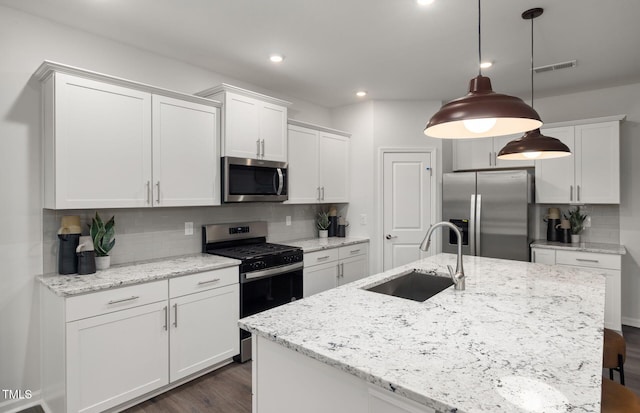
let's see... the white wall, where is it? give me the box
[0,6,330,411]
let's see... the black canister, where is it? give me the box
[337,225,346,237]
[561,228,571,244]
[546,219,561,242]
[77,251,97,275]
[58,233,80,274]
[328,216,338,237]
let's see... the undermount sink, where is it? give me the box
[365,269,454,302]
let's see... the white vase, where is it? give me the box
[95,255,111,270]
[319,230,328,238]
[571,234,580,244]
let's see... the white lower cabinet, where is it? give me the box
[302,243,369,297]
[41,267,239,413]
[531,248,621,331]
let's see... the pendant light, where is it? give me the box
[424,0,542,139]
[497,8,571,160]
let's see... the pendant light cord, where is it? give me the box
[478,0,482,76]
[530,15,534,108]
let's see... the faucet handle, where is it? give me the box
[447,265,454,279]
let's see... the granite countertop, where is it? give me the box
[531,239,626,255]
[285,236,369,253]
[39,254,241,297]
[239,253,605,413]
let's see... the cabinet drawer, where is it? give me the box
[304,248,340,267]
[66,280,168,322]
[338,243,368,260]
[531,248,556,265]
[555,250,621,270]
[169,266,239,298]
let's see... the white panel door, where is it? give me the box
[224,92,261,159]
[452,139,493,170]
[260,102,288,162]
[303,261,339,297]
[339,255,368,286]
[535,126,576,203]
[576,122,620,204]
[152,95,219,207]
[66,301,169,413]
[383,152,433,271]
[169,284,239,381]
[55,73,152,208]
[287,126,320,203]
[319,132,349,203]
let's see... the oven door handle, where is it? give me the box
[241,262,303,282]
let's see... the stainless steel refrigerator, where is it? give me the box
[442,170,534,262]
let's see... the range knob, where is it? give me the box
[252,261,266,270]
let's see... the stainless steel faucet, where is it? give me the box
[419,221,465,291]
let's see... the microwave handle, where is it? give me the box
[275,168,284,195]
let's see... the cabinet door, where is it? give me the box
[319,132,349,203]
[339,255,369,286]
[534,126,576,203]
[369,387,435,413]
[169,284,239,381]
[260,102,288,162]
[303,261,339,297]
[66,301,169,413]
[493,134,535,168]
[152,96,219,207]
[224,92,261,159]
[452,139,493,171]
[601,268,622,331]
[54,73,152,209]
[287,126,320,203]
[575,122,620,204]
[531,248,556,265]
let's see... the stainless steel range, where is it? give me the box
[202,221,303,362]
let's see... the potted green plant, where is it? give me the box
[316,211,330,238]
[89,212,116,270]
[565,206,587,244]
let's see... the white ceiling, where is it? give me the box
[2,0,640,108]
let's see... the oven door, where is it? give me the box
[237,265,303,362]
[223,156,288,202]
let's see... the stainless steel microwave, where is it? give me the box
[222,157,288,202]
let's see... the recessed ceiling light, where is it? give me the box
[269,54,284,63]
[417,0,435,5]
[480,61,493,69]
[356,91,367,97]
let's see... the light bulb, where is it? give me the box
[356,91,367,97]
[522,151,542,159]
[269,54,284,63]
[463,118,497,134]
[416,0,434,5]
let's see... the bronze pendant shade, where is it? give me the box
[423,0,542,139]
[497,8,571,160]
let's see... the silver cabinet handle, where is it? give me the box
[494,152,497,166]
[340,262,344,277]
[350,249,360,254]
[107,296,140,305]
[489,152,492,166]
[570,185,574,202]
[198,278,221,285]
[173,303,178,328]
[532,250,536,262]
[261,139,265,158]
[156,181,161,204]
[163,306,168,331]
[256,139,261,157]
[385,234,397,240]
[321,186,325,200]
[576,258,599,263]
[317,255,330,261]
[146,181,151,204]
[317,187,321,201]
[577,185,581,202]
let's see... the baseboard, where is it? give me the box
[0,390,42,413]
[622,317,640,328]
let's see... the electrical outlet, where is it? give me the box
[286,216,291,226]
[584,216,591,228]
[360,214,367,225]
[184,222,194,235]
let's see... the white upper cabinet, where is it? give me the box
[535,118,622,204]
[37,61,221,210]
[287,121,350,204]
[453,134,534,171]
[198,84,290,162]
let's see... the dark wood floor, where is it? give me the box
[18,326,640,413]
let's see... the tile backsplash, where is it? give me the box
[533,204,620,244]
[43,203,334,274]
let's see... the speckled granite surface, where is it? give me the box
[39,254,240,297]
[285,236,369,252]
[240,253,606,413]
[531,240,626,255]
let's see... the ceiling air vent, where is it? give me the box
[533,60,577,74]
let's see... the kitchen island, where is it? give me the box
[239,253,606,413]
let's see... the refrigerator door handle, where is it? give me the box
[469,194,476,255]
[476,194,482,256]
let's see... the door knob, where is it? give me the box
[385,234,397,240]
